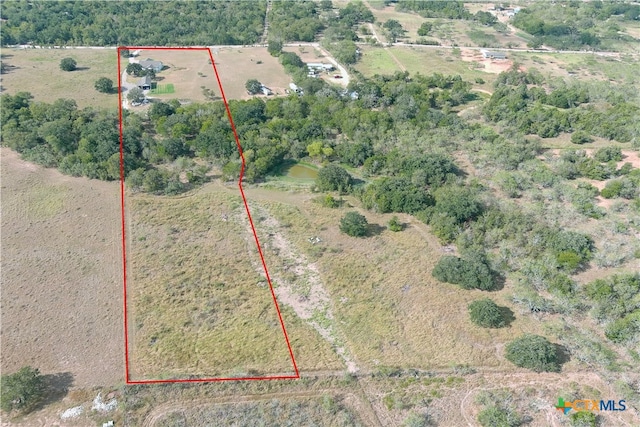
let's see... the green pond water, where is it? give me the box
[285,164,318,180]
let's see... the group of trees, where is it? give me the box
[484,66,640,143]
[512,1,640,50]
[0,1,265,46]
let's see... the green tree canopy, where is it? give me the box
[127,87,145,104]
[468,298,506,328]
[94,77,114,94]
[316,164,353,193]
[505,334,559,372]
[59,57,77,71]
[0,366,46,413]
[245,79,263,95]
[432,255,496,291]
[340,211,369,237]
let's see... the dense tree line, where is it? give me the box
[0,70,476,196]
[395,1,471,20]
[0,1,265,46]
[268,0,324,42]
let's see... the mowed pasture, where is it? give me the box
[125,184,342,380]
[130,47,291,102]
[0,148,123,387]
[0,48,118,108]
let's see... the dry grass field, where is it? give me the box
[127,47,292,103]
[0,148,123,388]
[0,48,118,108]
[125,183,342,380]
[241,187,548,373]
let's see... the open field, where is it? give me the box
[127,47,291,102]
[126,183,342,380]
[0,48,118,108]
[0,148,123,388]
[240,187,549,373]
[356,45,498,90]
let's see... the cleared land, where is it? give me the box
[125,183,342,380]
[0,148,123,388]
[0,48,118,108]
[129,47,291,103]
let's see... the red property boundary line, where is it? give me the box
[117,46,300,384]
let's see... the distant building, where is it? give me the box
[138,75,152,90]
[306,62,334,72]
[139,59,163,72]
[482,50,507,60]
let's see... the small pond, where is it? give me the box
[284,163,318,180]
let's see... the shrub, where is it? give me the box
[0,366,46,413]
[594,146,623,163]
[477,406,521,427]
[600,180,623,199]
[570,131,593,145]
[505,334,559,372]
[388,215,403,232]
[432,256,496,291]
[59,57,77,71]
[320,194,340,208]
[316,164,353,193]
[570,410,597,427]
[339,211,368,237]
[468,299,506,328]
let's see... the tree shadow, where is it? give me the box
[497,305,516,327]
[366,223,386,237]
[554,343,571,368]
[491,272,506,291]
[75,66,90,71]
[32,372,74,412]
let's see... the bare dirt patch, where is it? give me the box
[460,48,516,74]
[1,148,123,388]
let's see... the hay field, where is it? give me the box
[125,184,342,380]
[0,48,118,108]
[0,148,123,387]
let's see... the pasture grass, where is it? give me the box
[126,186,341,380]
[0,48,118,108]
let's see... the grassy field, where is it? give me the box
[0,148,123,388]
[0,48,118,108]
[126,184,342,380]
[149,83,175,95]
[240,186,546,373]
[356,45,498,90]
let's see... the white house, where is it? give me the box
[482,50,507,60]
